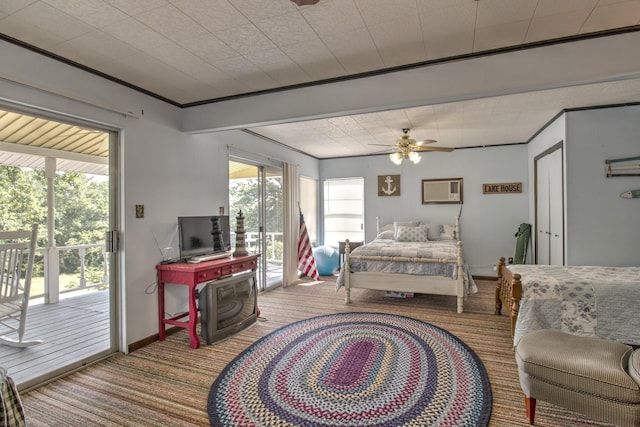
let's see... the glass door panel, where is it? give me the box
[229,160,283,291]
[263,166,283,289]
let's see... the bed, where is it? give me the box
[336,217,477,313]
[496,257,640,346]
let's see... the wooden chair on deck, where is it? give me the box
[0,224,42,347]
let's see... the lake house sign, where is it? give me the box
[483,182,522,194]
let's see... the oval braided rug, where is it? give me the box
[208,312,492,426]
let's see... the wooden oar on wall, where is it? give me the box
[606,155,640,177]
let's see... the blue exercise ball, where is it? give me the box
[313,246,339,276]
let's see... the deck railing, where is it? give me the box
[31,232,284,303]
[236,231,283,266]
[31,243,108,302]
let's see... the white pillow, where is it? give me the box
[376,230,395,240]
[442,224,456,240]
[395,225,428,242]
[393,220,419,239]
[379,223,394,232]
[424,224,444,241]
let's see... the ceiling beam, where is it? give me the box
[182,31,640,134]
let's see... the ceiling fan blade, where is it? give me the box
[368,143,395,147]
[413,146,454,152]
[415,139,438,145]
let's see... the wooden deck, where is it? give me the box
[0,290,111,390]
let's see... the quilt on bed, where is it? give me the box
[508,264,640,346]
[336,238,477,296]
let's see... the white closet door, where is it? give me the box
[535,145,564,265]
[536,157,550,264]
[547,149,564,264]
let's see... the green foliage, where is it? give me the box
[0,166,47,232]
[54,172,109,247]
[229,176,283,234]
[0,166,108,276]
[266,240,283,261]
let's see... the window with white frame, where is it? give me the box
[323,177,364,248]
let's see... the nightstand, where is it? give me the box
[338,240,364,270]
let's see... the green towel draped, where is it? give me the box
[514,223,531,264]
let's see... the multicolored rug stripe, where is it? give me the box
[208,312,492,426]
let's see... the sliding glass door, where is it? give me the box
[0,107,117,388]
[229,159,283,291]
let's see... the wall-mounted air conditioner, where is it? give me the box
[421,178,463,204]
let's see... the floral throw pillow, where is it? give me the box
[395,225,428,242]
[393,221,419,239]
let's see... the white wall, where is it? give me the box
[320,144,529,276]
[154,130,319,319]
[0,40,319,348]
[1,40,196,348]
[565,107,640,266]
[527,107,640,267]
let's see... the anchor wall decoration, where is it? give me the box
[378,175,401,196]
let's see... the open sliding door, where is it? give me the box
[229,159,283,291]
[0,107,117,389]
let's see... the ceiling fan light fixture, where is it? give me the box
[409,151,421,164]
[390,152,403,165]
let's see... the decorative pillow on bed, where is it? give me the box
[395,224,429,242]
[423,224,444,241]
[376,230,395,240]
[441,224,456,240]
[393,221,419,239]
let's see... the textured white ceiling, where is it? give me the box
[1,0,640,157]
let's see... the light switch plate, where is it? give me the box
[135,204,144,218]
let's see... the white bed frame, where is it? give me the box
[343,216,466,313]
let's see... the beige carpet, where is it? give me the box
[21,277,617,426]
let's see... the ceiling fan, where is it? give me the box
[371,128,453,165]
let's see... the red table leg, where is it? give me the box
[187,284,200,349]
[157,275,166,341]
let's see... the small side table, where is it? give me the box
[155,254,259,349]
[338,240,364,269]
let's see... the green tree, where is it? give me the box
[229,177,283,233]
[54,171,109,275]
[0,166,108,276]
[0,166,47,232]
[54,172,108,246]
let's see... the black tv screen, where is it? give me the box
[178,216,231,259]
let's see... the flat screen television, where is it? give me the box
[198,270,257,344]
[178,216,231,261]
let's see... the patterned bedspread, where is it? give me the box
[507,265,640,346]
[336,239,477,296]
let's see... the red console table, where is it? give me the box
[155,254,259,349]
